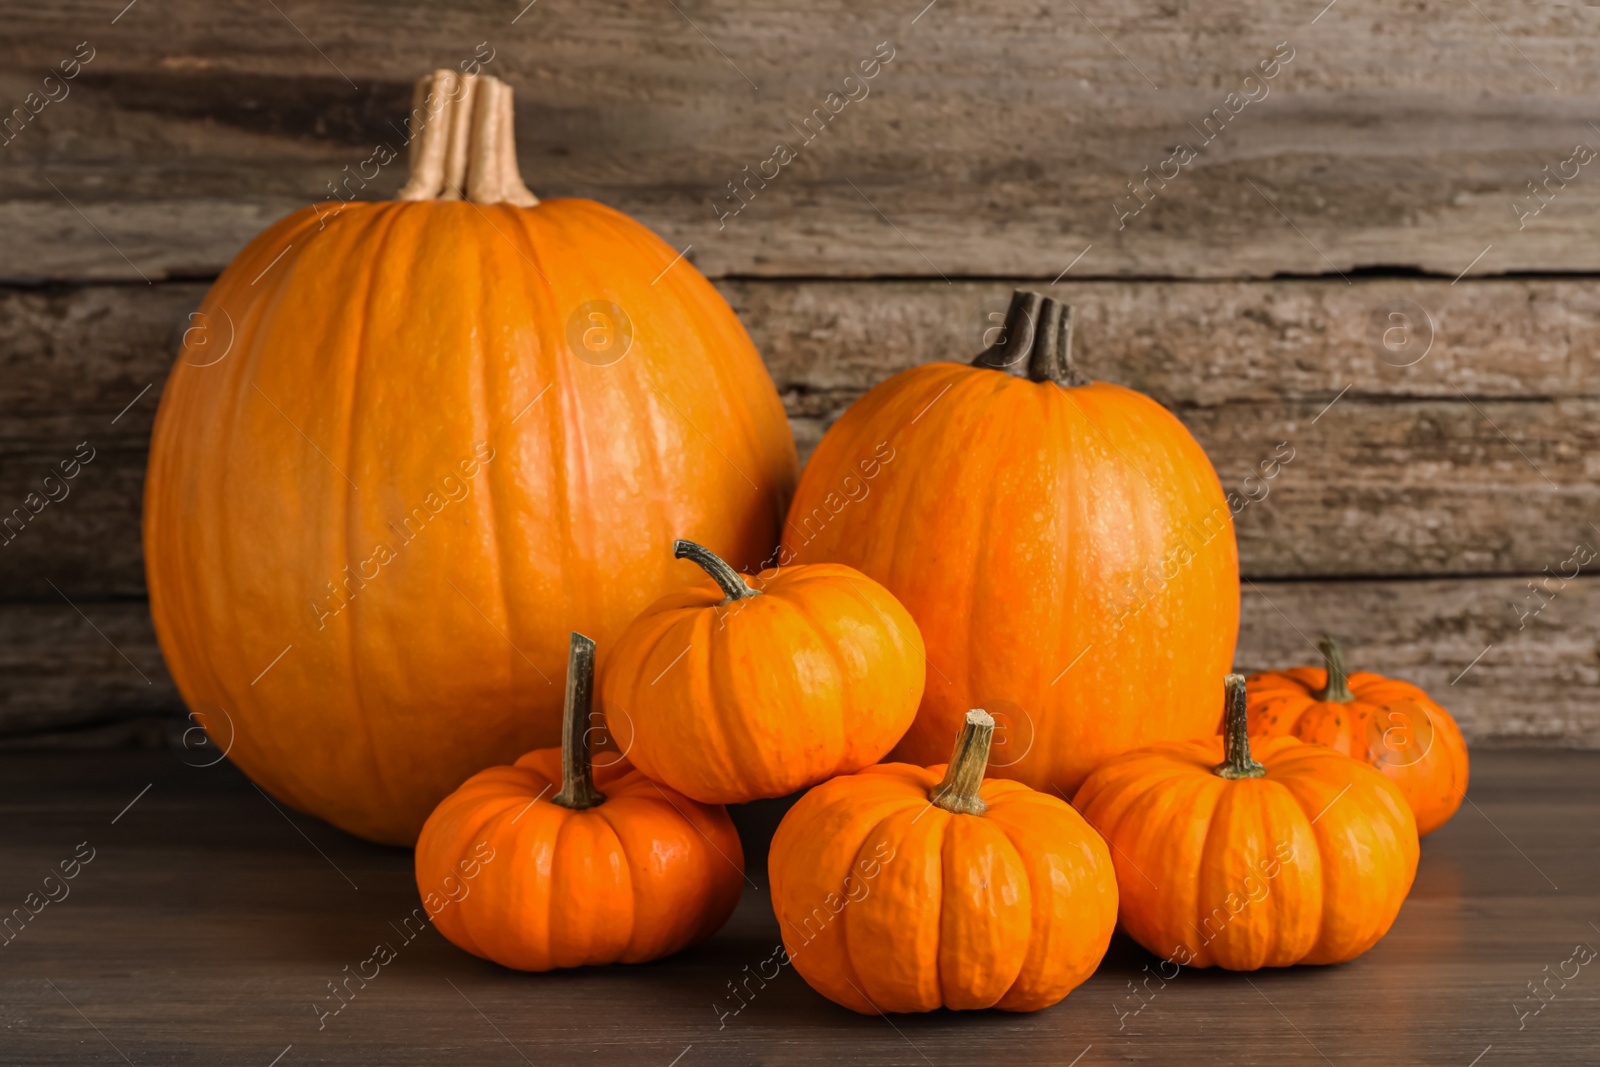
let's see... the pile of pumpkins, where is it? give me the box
[144,72,1471,1012]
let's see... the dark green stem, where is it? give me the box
[1315,635,1354,703]
[930,709,995,815]
[971,289,1088,387]
[674,539,760,603]
[1214,674,1265,780]
[551,632,606,810]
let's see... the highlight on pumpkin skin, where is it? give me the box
[413,632,744,971]
[767,707,1119,1014]
[1244,635,1470,836]
[600,539,926,804]
[1073,674,1419,971]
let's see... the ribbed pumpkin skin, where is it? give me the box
[1246,668,1469,836]
[601,562,925,803]
[768,763,1117,1013]
[144,198,798,845]
[1073,735,1418,969]
[783,363,1239,796]
[415,751,743,970]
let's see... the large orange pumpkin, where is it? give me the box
[1246,635,1469,836]
[768,708,1118,1013]
[1073,675,1418,969]
[782,289,1239,796]
[415,633,744,970]
[602,540,924,803]
[144,69,797,844]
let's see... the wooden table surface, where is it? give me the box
[1,748,1595,1066]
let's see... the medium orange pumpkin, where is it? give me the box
[601,540,924,804]
[768,708,1118,1013]
[1246,636,1469,836]
[144,70,797,844]
[1073,675,1418,970]
[781,290,1239,798]
[415,633,744,970]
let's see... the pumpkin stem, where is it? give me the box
[396,69,538,206]
[674,540,761,604]
[929,709,995,815]
[1315,635,1355,703]
[972,289,1088,387]
[551,632,606,810]
[1214,674,1266,780]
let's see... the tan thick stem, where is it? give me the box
[397,69,537,205]
[930,709,995,816]
[398,73,448,200]
[497,82,533,202]
[441,73,477,199]
[472,77,538,204]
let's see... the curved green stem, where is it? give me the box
[551,632,606,810]
[1214,674,1265,780]
[674,539,760,603]
[1315,635,1354,703]
[930,709,995,815]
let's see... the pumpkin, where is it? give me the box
[1245,636,1468,836]
[144,69,797,845]
[415,632,744,970]
[601,540,924,804]
[767,708,1117,1013]
[779,289,1239,798]
[1073,674,1418,970]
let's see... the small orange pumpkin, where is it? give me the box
[602,540,925,804]
[415,633,743,970]
[1246,636,1469,835]
[768,709,1118,1013]
[1073,675,1418,970]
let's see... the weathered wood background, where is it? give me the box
[2,0,1596,745]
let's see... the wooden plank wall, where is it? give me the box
[2,0,1596,746]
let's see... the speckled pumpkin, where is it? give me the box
[1246,636,1468,835]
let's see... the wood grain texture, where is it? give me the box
[2,277,1592,598]
[0,749,1593,1064]
[0,283,186,597]
[1237,576,1600,747]
[732,278,1600,408]
[4,575,1594,744]
[728,277,1600,579]
[4,1,1600,279]
[0,602,174,739]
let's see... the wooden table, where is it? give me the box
[1,748,1594,1065]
